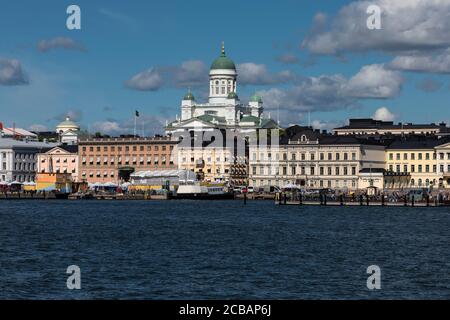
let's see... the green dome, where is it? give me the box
[210,42,236,70]
[183,91,195,101]
[250,94,263,103]
[227,92,238,99]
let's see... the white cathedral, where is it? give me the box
[165,43,279,135]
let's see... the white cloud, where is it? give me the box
[389,49,450,73]
[302,0,450,55]
[37,37,85,53]
[276,53,299,64]
[28,124,49,132]
[311,119,345,132]
[125,68,163,91]
[0,58,29,86]
[259,64,403,114]
[91,121,122,134]
[237,63,295,85]
[91,115,164,136]
[345,64,403,98]
[373,107,396,121]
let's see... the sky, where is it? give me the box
[1,0,450,135]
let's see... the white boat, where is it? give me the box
[175,183,233,200]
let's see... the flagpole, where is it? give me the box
[134,113,137,138]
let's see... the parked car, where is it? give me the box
[247,186,254,193]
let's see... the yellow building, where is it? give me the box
[435,141,450,188]
[385,137,442,190]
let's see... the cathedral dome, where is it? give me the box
[250,94,263,103]
[183,91,195,101]
[227,92,238,99]
[211,42,236,70]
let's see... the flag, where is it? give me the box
[135,110,140,117]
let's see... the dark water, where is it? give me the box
[1,200,450,300]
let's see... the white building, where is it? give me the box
[0,138,56,183]
[56,117,80,144]
[166,43,278,135]
[248,126,386,191]
[0,127,38,141]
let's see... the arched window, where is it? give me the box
[426,179,430,186]
[410,179,415,186]
[418,179,423,187]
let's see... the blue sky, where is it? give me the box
[1,0,450,135]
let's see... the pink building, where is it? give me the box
[37,145,79,182]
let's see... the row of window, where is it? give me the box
[81,156,174,166]
[40,168,76,174]
[41,158,76,164]
[252,152,358,162]
[388,152,443,161]
[14,163,36,171]
[251,179,358,189]
[251,166,358,176]
[386,178,439,187]
[81,145,173,153]
[387,164,450,173]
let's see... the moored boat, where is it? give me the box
[174,183,234,200]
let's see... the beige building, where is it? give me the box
[248,126,386,191]
[37,145,79,182]
[78,136,177,184]
[177,139,247,184]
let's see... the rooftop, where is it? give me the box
[335,118,447,131]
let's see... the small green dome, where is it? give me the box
[227,92,238,99]
[210,42,236,70]
[183,91,195,101]
[250,94,263,103]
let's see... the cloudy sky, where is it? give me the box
[1,0,450,135]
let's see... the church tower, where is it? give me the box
[209,42,237,104]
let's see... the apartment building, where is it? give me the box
[0,138,56,183]
[248,126,386,191]
[78,136,177,183]
[385,137,450,189]
[37,145,79,182]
